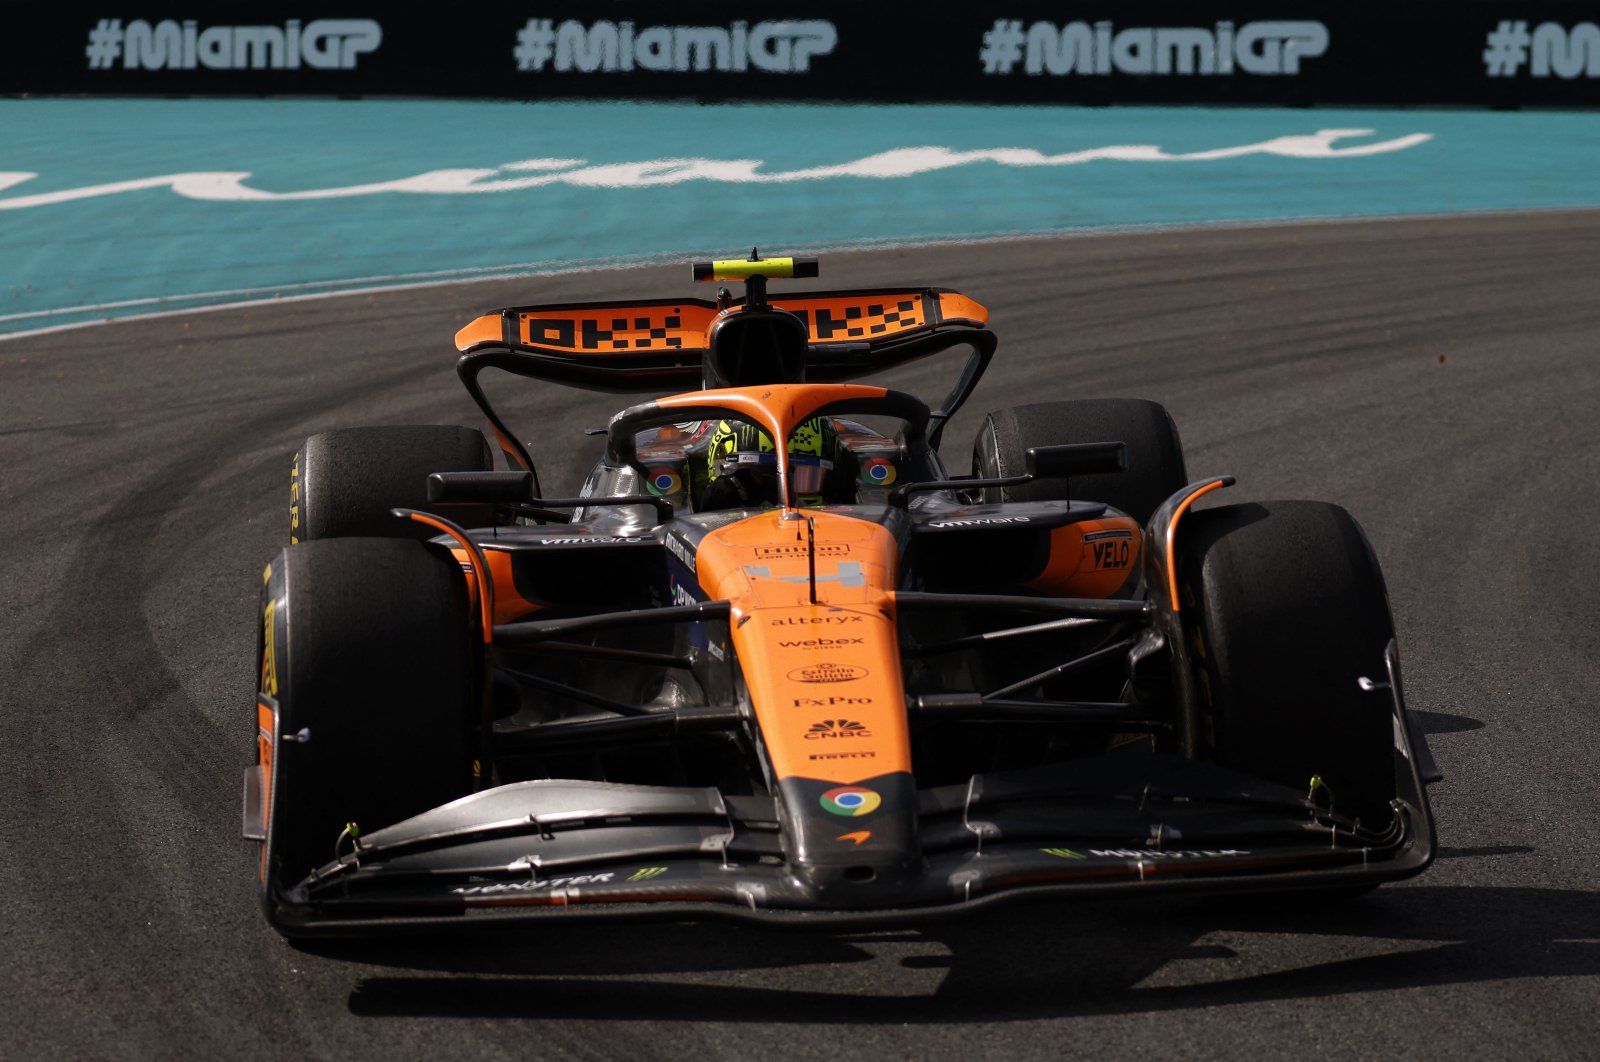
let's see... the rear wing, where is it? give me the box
[454,288,992,392]
[454,285,996,483]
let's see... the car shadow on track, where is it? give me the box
[1412,710,1484,735]
[338,884,1599,1021]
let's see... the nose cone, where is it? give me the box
[779,774,922,907]
[791,852,923,906]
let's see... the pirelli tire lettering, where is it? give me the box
[258,561,286,705]
[289,451,302,544]
[259,599,279,699]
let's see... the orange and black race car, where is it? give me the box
[246,254,1439,936]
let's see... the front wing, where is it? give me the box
[262,704,1435,936]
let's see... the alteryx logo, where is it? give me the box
[85,19,383,71]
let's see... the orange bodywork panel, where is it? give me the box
[1164,478,1231,611]
[449,547,543,625]
[256,698,275,810]
[935,291,989,327]
[256,696,275,879]
[1026,517,1143,598]
[695,510,909,786]
[453,313,507,351]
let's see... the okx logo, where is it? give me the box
[819,786,881,817]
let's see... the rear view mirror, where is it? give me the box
[891,440,1128,507]
[427,471,534,504]
[1025,442,1127,478]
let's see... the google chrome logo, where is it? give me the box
[860,457,896,486]
[820,786,881,817]
[646,467,683,496]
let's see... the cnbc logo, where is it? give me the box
[805,719,872,739]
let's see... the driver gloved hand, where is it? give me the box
[699,469,778,511]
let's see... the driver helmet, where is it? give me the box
[705,417,836,500]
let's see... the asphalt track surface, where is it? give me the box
[4,212,1600,1060]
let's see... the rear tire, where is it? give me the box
[292,424,493,542]
[1177,501,1398,830]
[972,399,1187,523]
[259,537,475,908]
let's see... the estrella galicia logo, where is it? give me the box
[819,786,881,817]
[788,662,868,683]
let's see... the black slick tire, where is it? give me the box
[259,537,474,918]
[1178,500,1398,830]
[972,399,1187,523]
[292,424,493,542]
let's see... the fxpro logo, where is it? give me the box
[85,18,383,71]
[514,18,837,74]
[979,18,1328,77]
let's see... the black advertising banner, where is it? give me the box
[3,3,1600,107]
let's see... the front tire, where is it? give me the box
[258,537,475,915]
[1177,500,1399,830]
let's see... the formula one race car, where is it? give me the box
[246,253,1439,936]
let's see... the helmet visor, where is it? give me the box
[716,451,834,496]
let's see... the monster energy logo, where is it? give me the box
[627,866,669,882]
[1041,847,1086,860]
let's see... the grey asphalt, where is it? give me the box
[3,212,1599,1059]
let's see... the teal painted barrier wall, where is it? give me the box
[3,99,1597,337]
